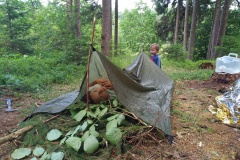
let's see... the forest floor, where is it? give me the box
[0,78,240,160]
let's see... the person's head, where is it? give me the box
[150,43,160,56]
[82,84,110,104]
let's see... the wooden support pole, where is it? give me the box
[86,17,96,111]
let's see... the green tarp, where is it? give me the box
[32,47,174,136]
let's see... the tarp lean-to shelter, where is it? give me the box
[31,46,174,136]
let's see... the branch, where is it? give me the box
[0,114,60,145]
[0,125,34,145]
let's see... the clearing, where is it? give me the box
[0,78,240,159]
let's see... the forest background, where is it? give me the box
[0,0,239,95]
[0,0,240,159]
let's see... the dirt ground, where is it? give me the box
[0,78,240,160]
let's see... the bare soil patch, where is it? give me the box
[0,78,240,159]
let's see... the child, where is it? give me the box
[150,43,161,68]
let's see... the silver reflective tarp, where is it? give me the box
[213,79,240,124]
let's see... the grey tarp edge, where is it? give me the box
[32,91,79,114]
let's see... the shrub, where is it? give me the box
[163,44,188,62]
[0,55,84,92]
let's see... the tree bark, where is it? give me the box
[174,0,180,44]
[183,0,189,50]
[216,0,232,57]
[66,0,72,22]
[66,0,73,31]
[188,0,199,60]
[101,0,112,56]
[207,0,221,60]
[74,0,81,39]
[114,0,118,55]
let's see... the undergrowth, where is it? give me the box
[163,59,215,81]
[0,55,85,92]
[17,99,167,159]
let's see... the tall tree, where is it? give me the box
[66,0,73,31]
[174,0,180,44]
[74,0,81,38]
[114,0,118,55]
[207,0,221,60]
[0,0,32,54]
[188,0,199,60]
[216,0,232,56]
[183,0,189,50]
[101,0,112,56]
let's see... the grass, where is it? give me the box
[112,52,139,68]
[163,59,215,81]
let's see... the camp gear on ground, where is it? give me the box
[215,53,240,74]
[210,78,240,124]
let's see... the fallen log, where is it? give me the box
[0,125,34,145]
[0,114,60,145]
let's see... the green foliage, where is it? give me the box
[0,0,33,55]
[163,44,188,62]
[119,2,160,53]
[112,52,138,68]
[17,98,155,159]
[153,1,240,60]
[0,55,84,92]
[169,69,214,81]
[216,35,240,56]
[226,10,240,37]
[163,57,214,81]
[155,9,175,41]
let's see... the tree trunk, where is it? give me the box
[206,27,213,60]
[216,0,232,57]
[114,0,118,55]
[66,0,72,21]
[66,0,73,31]
[101,0,112,56]
[188,0,199,60]
[183,0,189,50]
[6,0,14,50]
[30,0,35,19]
[207,0,221,60]
[174,0,180,44]
[74,0,81,39]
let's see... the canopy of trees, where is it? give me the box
[0,0,239,62]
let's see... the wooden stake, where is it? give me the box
[86,17,96,111]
